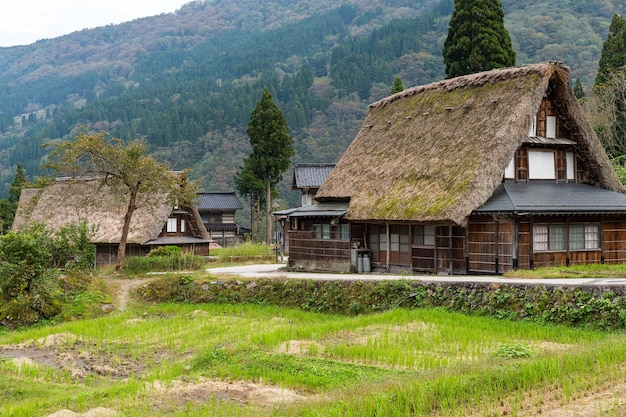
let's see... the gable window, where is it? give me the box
[528,150,556,179]
[180,219,186,233]
[546,116,557,138]
[167,218,177,233]
[533,224,599,252]
[209,213,222,223]
[505,158,515,179]
[566,152,575,180]
[528,115,537,137]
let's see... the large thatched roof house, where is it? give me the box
[285,62,626,274]
[12,177,211,266]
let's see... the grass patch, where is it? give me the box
[124,253,208,273]
[210,242,275,263]
[2,304,625,416]
[504,262,626,278]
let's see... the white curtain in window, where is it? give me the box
[528,150,556,179]
[584,225,599,249]
[533,225,548,251]
[167,218,177,233]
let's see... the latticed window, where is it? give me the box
[549,225,566,251]
[534,224,599,251]
[412,225,436,246]
[312,224,349,241]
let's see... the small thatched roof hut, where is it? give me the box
[315,62,624,226]
[12,177,209,244]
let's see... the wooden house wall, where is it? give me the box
[517,216,626,268]
[467,219,514,274]
[602,218,626,264]
[518,222,532,269]
[287,230,351,272]
[96,244,150,267]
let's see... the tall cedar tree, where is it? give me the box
[443,0,515,78]
[391,76,405,94]
[235,88,294,245]
[45,132,197,271]
[0,163,28,234]
[590,14,626,159]
[595,14,626,86]
[573,79,585,99]
[9,163,27,204]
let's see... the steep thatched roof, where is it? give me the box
[12,177,209,244]
[315,62,624,226]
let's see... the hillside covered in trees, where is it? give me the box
[0,0,624,209]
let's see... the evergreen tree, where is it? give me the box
[443,0,515,78]
[9,163,27,204]
[235,88,294,244]
[595,14,626,86]
[391,76,405,94]
[573,79,585,99]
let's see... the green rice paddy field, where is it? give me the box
[2,302,626,416]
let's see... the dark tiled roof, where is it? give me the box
[204,223,240,231]
[145,236,213,245]
[292,164,335,189]
[475,182,626,214]
[197,192,243,211]
[275,202,349,218]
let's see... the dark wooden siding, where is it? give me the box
[604,219,626,264]
[518,221,531,269]
[467,219,514,274]
[452,226,466,274]
[287,230,351,272]
[412,247,435,272]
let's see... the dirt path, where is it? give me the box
[105,277,154,311]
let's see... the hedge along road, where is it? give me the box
[207,263,626,287]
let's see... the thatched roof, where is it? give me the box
[12,177,209,244]
[315,62,625,226]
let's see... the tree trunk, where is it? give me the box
[116,191,138,271]
[249,194,254,243]
[266,178,271,245]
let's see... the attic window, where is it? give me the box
[528,115,537,137]
[546,116,557,138]
[505,158,515,179]
[528,150,556,179]
[167,218,177,233]
[566,152,575,180]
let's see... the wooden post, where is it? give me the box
[386,223,390,272]
[250,194,254,243]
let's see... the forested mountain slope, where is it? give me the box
[0,0,623,206]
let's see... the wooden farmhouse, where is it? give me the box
[196,192,246,246]
[285,62,626,274]
[12,177,212,267]
[292,163,335,207]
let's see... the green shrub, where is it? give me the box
[0,223,98,328]
[148,245,182,257]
